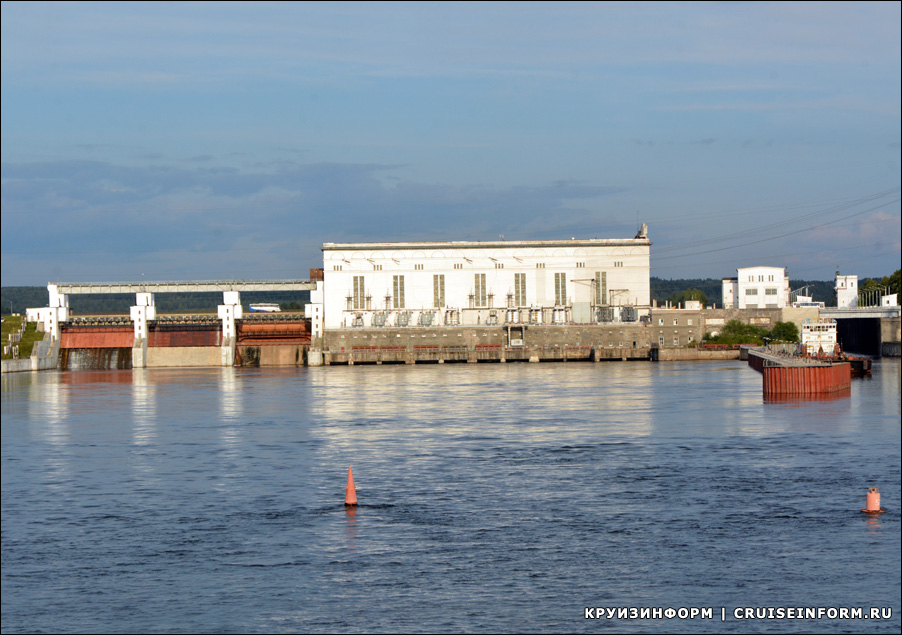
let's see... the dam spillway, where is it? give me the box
[56,315,310,369]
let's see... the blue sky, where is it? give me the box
[2,1,900,286]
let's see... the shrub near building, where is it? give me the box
[705,319,800,346]
[768,321,799,343]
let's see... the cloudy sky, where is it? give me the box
[2,1,900,286]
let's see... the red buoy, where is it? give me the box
[345,465,358,507]
[861,487,885,514]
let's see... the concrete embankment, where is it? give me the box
[652,348,741,361]
[323,325,658,365]
[1,333,59,373]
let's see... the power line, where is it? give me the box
[654,187,900,256]
[653,198,900,262]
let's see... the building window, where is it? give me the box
[415,264,424,271]
[536,263,545,269]
[334,265,342,271]
[393,275,405,309]
[454,263,463,270]
[673,319,679,325]
[475,273,487,307]
[595,272,607,306]
[745,288,758,295]
[433,275,445,308]
[353,276,366,309]
[576,262,585,268]
[514,273,526,306]
[554,272,567,306]
[765,288,778,295]
[373,264,382,270]
[495,263,504,269]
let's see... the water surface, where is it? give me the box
[2,360,900,633]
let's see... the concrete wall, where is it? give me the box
[882,317,901,346]
[145,347,222,367]
[237,345,307,366]
[654,348,741,361]
[1,358,34,373]
[1,334,60,373]
[324,324,655,364]
[779,307,820,332]
[652,307,790,344]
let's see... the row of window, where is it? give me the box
[336,261,630,272]
[744,288,780,295]
[348,272,614,310]
[657,318,693,326]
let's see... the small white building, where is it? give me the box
[834,271,858,308]
[313,230,651,330]
[722,266,791,309]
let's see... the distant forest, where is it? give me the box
[1,277,847,315]
[0,288,311,315]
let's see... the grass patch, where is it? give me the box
[1,316,45,360]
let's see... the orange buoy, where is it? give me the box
[861,487,885,514]
[345,465,358,506]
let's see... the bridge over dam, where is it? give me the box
[27,281,315,370]
[819,306,901,357]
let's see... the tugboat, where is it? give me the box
[800,318,871,376]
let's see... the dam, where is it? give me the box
[5,230,900,372]
[22,281,314,370]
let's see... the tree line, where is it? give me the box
[0,288,311,315]
[3,270,897,315]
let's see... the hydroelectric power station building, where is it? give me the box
[313,227,652,330]
[304,226,658,364]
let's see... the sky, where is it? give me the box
[2,1,900,287]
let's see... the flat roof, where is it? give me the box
[323,238,651,251]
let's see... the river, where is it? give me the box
[2,360,900,633]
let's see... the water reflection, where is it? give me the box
[344,505,358,547]
[131,369,157,445]
[28,372,69,445]
[219,367,242,423]
[307,364,657,442]
[862,514,885,534]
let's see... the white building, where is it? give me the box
[311,230,651,330]
[834,271,858,308]
[722,266,791,309]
